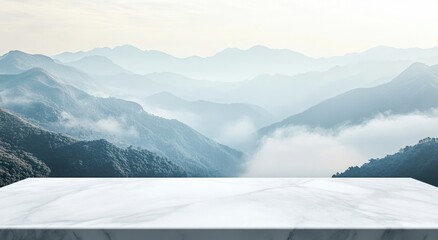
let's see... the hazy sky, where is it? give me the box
[1,0,438,57]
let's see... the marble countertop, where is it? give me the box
[0,178,437,229]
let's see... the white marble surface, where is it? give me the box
[0,178,438,229]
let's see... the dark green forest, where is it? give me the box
[334,138,438,187]
[0,109,186,187]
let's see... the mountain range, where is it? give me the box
[142,92,273,149]
[82,56,416,121]
[65,55,130,75]
[2,45,438,185]
[55,45,321,82]
[54,45,438,82]
[334,138,438,187]
[0,51,244,177]
[62,46,436,120]
[0,50,97,93]
[92,71,240,101]
[228,60,412,116]
[260,62,438,135]
[0,108,186,187]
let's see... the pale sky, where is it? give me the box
[1,0,438,57]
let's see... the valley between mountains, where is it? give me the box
[2,45,438,187]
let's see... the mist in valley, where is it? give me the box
[245,111,438,177]
[1,44,438,184]
[54,45,438,177]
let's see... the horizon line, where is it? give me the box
[2,44,438,61]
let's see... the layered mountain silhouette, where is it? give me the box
[54,45,324,81]
[91,60,414,123]
[2,45,438,184]
[54,45,438,82]
[329,46,438,65]
[144,92,271,125]
[65,55,130,75]
[334,138,438,187]
[0,108,186,187]
[68,46,438,119]
[143,92,273,149]
[0,52,243,177]
[0,50,97,92]
[231,60,411,116]
[260,62,438,135]
[93,71,240,100]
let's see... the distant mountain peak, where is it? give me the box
[213,47,241,56]
[5,50,27,56]
[21,67,51,76]
[4,50,27,56]
[248,45,271,51]
[113,44,142,52]
[2,50,53,62]
[215,46,272,55]
[151,91,178,98]
[80,55,112,61]
[247,45,306,56]
[214,45,307,58]
[146,91,185,103]
[10,67,61,86]
[69,55,121,65]
[64,55,130,75]
[403,62,430,72]
[391,62,437,85]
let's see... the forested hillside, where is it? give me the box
[334,138,438,187]
[0,109,186,187]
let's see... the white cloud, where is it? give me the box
[244,111,438,177]
[0,92,32,105]
[60,111,138,137]
[139,101,258,150]
[142,105,200,126]
[95,118,124,135]
[217,117,257,150]
[244,127,365,177]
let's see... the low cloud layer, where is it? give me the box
[216,117,257,151]
[61,111,138,137]
[140,103,258,150]
[244,111,438,177]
